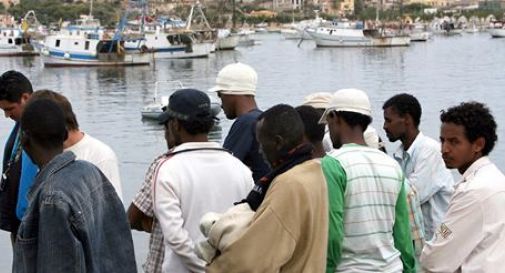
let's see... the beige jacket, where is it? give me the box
[207,159,329,273]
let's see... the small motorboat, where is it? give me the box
[141,81,221,120]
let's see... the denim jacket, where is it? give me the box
[13,151,137,273]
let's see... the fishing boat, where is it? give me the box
[124,3,215,58]
[307,27,410,47]
[0,28,38,57]
[41,22,150,67]
[40,0,151,67]
[489,21,505,38]
[407,22,431,42]
[124,30,214,59]
[215,29,239,50]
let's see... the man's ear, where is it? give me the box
[20,93,31,104]
[473,136,485,155]
[274,135,285,151]
[172,119,181,131]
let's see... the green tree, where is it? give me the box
[354,0,364,17]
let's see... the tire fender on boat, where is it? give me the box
[64,52,71,59]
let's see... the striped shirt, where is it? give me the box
[323,144,415,273]
[132,154,168,273]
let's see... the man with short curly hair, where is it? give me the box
[421,102,505,273]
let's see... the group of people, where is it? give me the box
[0,62,504,273]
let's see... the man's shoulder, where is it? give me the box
[159,145,248,170]
[234,109,262,124]
[52,159,103,184]
[414,133,441,153]
[74,134,117,160]
[38,160,101,197]
[467,162,505,192]
[275,160,325,188]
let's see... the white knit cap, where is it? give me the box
[208,62,257,96]
[302,92,333,109]
[319,88,372,124]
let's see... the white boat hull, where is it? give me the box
[154,42,212,58]
[409,32,431,42]
[489,28,505,38]
[42,52,150,67]
[281,29,312,40]
[125,40,213,59]
[0,46,38,57]
[308,28,410,47]
[216,35,239,50]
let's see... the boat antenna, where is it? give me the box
[89,0,93,18]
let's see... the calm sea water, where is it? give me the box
[1,32,504,270]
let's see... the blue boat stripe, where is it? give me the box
[49,50,96,60]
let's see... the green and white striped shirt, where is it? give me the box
[323,144,415,273]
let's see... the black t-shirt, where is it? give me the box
[223,109,270,182]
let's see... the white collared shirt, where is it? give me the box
[394,132,454,239]
[421,157,505,273]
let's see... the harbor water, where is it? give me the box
[1,32,504,270]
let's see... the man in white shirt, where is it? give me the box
[31,90,122,198]
[383,93,454,240]
[154,89,253,273]
[421,101,505,273]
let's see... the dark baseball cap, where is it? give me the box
[158,89,212,124]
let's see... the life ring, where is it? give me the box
[64,52,70,59]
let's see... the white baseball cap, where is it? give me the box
[208,62,257,96]
[302,92,334,109]
[319,88,372,124]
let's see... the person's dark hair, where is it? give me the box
[21,99,67,150]
[178,116,214,135]
[0,70,33,102]
[333,111,372,131]
[30,90,79,130]
[258,104,304,150]
[383,93,422,127]
[440,101,497,156]
[295,105,325,144]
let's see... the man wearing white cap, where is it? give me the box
[209,62,270,181]
[303,92,384,153]
[321,88,416,273]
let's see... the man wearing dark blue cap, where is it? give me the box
[129,89,253,273]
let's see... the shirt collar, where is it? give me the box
[172,142,221,153]
[394,131,424,161]
[28,151,76,199]
[461,156,492,183]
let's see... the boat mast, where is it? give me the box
[232,0,236,30]
[89,0,94,19]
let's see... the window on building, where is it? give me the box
[85,41,90,50]
[56,40,60,47]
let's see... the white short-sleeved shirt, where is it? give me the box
[421,156,505,273]
[65,133,122,200]
[153,142,254,273]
